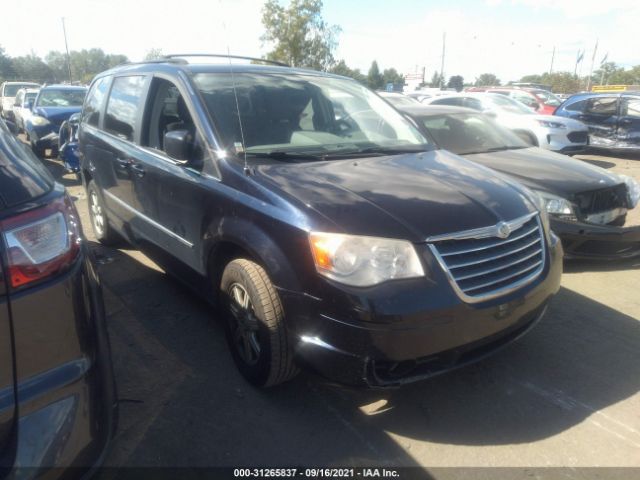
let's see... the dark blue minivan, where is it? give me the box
[79,55,563,388]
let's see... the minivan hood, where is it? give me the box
[255,149,535,241]
[464,147,623,197]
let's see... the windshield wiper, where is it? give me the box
[244,151,325,162]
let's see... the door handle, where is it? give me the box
[130,163,145,177]
[116,157,130,168]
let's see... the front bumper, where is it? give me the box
[5,247,117,479]
[281,238,563,387]
[544,129,589,153]
[552,217,640,260]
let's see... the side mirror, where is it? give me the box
[4,120,18,135]
[164,129,193,163]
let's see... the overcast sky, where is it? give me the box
[2,0,638,83]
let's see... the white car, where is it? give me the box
[13,88,40,133]
[0,81,40,121]
[423,92,589,153]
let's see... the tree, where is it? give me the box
[144,48,164,61]
[447,75,464,92]
[44,51,70,82]
[475,73,500,87]
[11,53,54,83]
[330,60,366,84]
[261,0,340,71]
[0,46,14,81]
[518,71,581,93]
[382,68,404,88]
[429,70,443,88]
[367,61,384,90]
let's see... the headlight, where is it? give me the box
[534,190,576,219]
[30,116,50,127]
[309,232,425,287]
[619,174,640,209]
[535,120,566,129]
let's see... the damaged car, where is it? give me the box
[399,104,640,259]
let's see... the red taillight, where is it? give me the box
[0,194,81,290]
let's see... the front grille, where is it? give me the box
[567,131,588,143]
[428,213,545,302]
[574,184,628,215]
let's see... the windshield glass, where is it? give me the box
[193,73,428,156]
[486,94,534,115]
[419,113,528,155]
[25,92,38,102]
[531,89,561,106]
[383,95,419,107]
[3,84,38,98]
[37,89,86,107]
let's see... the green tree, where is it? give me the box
[144,48,164,61]
[0,46,14,81]
[261,0,340,71]
[447,75,464,92]
[475,73,500,86]
[429,70,443,88]
[367,61,384,90]
[44,51,70,82]
[518,71,581,93]
[11,53,54,83]
[330,59,366,84]
[382,68,404,88]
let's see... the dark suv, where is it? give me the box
[79,55,563,388]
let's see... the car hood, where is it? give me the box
[464,147,623,197]
[33,106,82,124]
[254,149,535,241]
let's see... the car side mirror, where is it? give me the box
[164,129,201,168]
[4,120,18,135]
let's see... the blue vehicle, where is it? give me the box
[25,85,87,157]
[554,92,640,151]
[58,112,81,178]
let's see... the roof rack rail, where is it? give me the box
[163,54,289,67]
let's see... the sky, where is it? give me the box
[1,0,638,84]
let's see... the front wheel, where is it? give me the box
[220,259,298,387]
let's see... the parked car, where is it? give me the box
[25,85,88,157]
[12,87,40,133]
[0,82,40,121]
[58,112,82,177]
[423,93,589,153]
[554,92,640,151]
[0,118,116,477]
[79,56,562,388]
[378,91,421,107]
[398,104,640,259]
[486,88,562,115]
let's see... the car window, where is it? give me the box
[142,78,205,162]
[3,84,37,98]
[564,99,587,112]
[463,97,482,110]
[104,76,146,142]
[585,97,617,116]
[432,97,463,107]
[193,72,427,154]
[531,90,561,106]
[511,92,538,109]
[36,89,86,107]
[621,97,640,118]
[419,113,527,155]
[15,91,23,105]
[83,76,111,127]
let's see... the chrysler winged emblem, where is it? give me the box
[496,221,511,239]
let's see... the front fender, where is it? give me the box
[204,216,305,293]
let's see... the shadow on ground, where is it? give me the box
[86,241,640,469]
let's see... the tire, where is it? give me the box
[87,180,120,245]
[220,259,298,387]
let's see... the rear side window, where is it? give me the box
[83,76,111,127]
[104,76,146,142]
[563,99,587,112]
[585,97,617,116]
[621,97,640,118]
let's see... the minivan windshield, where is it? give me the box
[193,73,428,157]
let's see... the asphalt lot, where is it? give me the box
[39,148,640,473]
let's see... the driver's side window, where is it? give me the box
[143,78,205,162]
